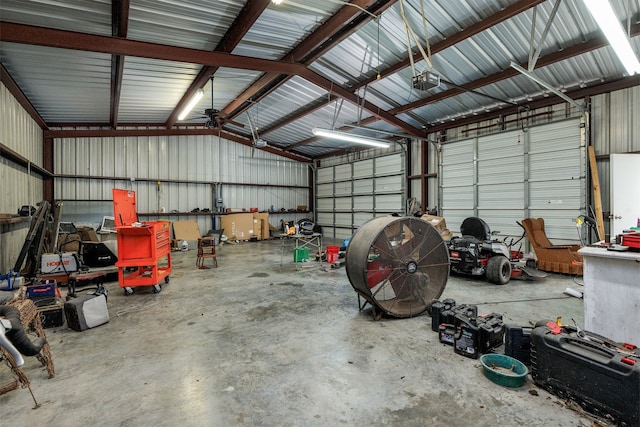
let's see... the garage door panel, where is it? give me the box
[335,213,352,227]
[478,131,524,160]
[316,198,334,210]
[353,159,373,178]
[317,167,334,184]
[478,157,525,184]
[442,139,474,166]
[478,182,525,209]
[353,179,373,194]
[317,183,334,197]
[529,180,583,210]
[441,165,474,187]
[334,198,351,210]
[529,150,581,181]
[375,175,403,193]
[317,212,334,225]
[442,187,474,209]
[334,182,351,196]
[353,196,373,210]
[529,120,580,153]
[376,154,403,175]
[476,209,526,236]
[375,194,403,211]
[334,164,352,181]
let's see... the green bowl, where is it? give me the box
[480,354,528,388]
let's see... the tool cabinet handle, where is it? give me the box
[560,337,615,363]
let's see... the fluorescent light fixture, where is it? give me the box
[178,88,204,120]
[582,0,640,75]
[312,127,390,148]
[271,0,283,4]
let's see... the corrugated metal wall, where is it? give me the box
[0,82,44,272]
[591,85,640,223]
[53,133,310,234]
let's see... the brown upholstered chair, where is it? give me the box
[521,218,583,275]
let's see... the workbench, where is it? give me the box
[578,246,640,346]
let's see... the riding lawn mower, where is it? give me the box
[447,217,547,285]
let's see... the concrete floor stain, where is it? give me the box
[248,272,269,278]
[275,281,304,288]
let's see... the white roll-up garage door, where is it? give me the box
[441,118,586,244]
[316,153,405,240]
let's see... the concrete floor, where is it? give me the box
[1,237,601,426]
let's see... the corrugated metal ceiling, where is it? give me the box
[1,0,639,160]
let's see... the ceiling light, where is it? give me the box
[582,0,640,75]
[271,0,283,4]
[312,128,390,148]
[178,89,204,121]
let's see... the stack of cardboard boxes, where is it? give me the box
[421,214,452,241]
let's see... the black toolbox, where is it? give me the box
[504,325,532,366]
[531,321,640,426]
[33,296,65,328]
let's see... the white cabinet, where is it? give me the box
[578,246,640,345]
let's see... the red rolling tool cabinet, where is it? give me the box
[112,189,171,295]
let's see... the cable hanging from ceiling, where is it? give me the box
[399,0,433,76]
[399,0,441,92]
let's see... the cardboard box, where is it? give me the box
[76,226,100,242]
[220,213,254,241]
[58,233,80,252]
[421,214,447,232]
[252,212,270,240]
[420,214,452,241]
[173,220,201,240]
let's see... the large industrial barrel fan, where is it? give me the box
[346,216,450,318]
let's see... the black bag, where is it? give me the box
[18,205,36,216]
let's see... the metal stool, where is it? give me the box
[196,237,217,269]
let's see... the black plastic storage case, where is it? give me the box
[33,297,65,328]
[64,293,109,331]
[531,323,640,426]
[505,325,532,365]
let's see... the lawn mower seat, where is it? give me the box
[521,217,582,275]
[459,217,491,241]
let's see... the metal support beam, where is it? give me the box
[528,0,562,71]
[1,22,306,75]
[109,0,130,128]
[510,62,586,112]
[164,0,272,128]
